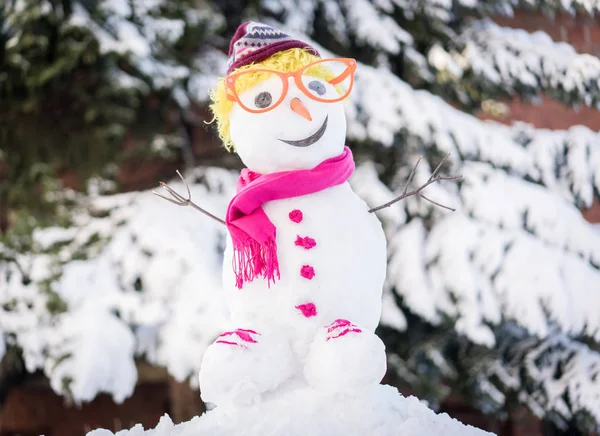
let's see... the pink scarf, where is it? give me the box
[226,146,355,289]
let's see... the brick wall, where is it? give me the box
[583,201,600,223]
[0,381,168,436]
[0,363,205,436]
[439,395,543,436]
[487,95,600,131]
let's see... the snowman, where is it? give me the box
[161,22,392,406]
[190,22,391,406]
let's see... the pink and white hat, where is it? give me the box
[226,21,320,74]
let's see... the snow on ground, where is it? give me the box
[87,384,493,436]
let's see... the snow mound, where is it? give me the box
[87,385,493,436]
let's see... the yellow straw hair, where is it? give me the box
[208,48,321,151]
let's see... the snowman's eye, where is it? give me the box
[254,91,273,109]
[308,80,326,96]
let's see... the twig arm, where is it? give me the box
[186,200,226,225]
[153,170,226,226]
[368,153,462,213]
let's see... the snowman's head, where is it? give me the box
[210,48,356,173]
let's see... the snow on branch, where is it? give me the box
[457,20,600,107]
[385,207,600,346]
[381,150,600,346]
[0,168,236,402]
[392,0,600,26]
[343,0,413,54]
[525,0,600,14]
[346,61,600,207]
[380,149,600,345]
[68,2,188,90]
[47,303,137,403]
[266,0,413,54]
[67,0,223,95]
[488,333,600,427]
[461,163,600,267]
[515,123,600,208]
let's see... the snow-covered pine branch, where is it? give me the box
[263,0,433,83]
[0,168,236,403]
[450,19,600,108]
[518,0,600,14]
[385,200,600,344]
[265,0,412,54]
[487,331,600,428]
[346,63,600,207]
[64,0,224,104]
[66,0,184,91]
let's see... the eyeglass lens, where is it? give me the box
[234,60,353,112]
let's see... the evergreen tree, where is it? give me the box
[0,0,222,241]
[1,0,599,432]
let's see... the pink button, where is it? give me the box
[295,235,316,249]
[300,265,315,280]
[289,209,303,223]
[295,302,317,318]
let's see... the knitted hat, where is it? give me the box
[226,22,320,74]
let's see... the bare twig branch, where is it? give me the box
[403,155,422,196]
[419,194,456,212]
[429,153,451,181]
[153,170,226,225]
[368,153,462,213]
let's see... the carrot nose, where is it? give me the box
[290,98,312,121]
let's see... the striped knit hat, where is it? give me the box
[226,21,320,74]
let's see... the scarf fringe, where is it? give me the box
[231,231,280,289]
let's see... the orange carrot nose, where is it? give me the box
[290,98,312,121]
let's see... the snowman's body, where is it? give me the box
[200,178,389,405]
[199,45,390,406]
[222,181,387,356]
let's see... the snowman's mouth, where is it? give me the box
[278,116,328,147]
